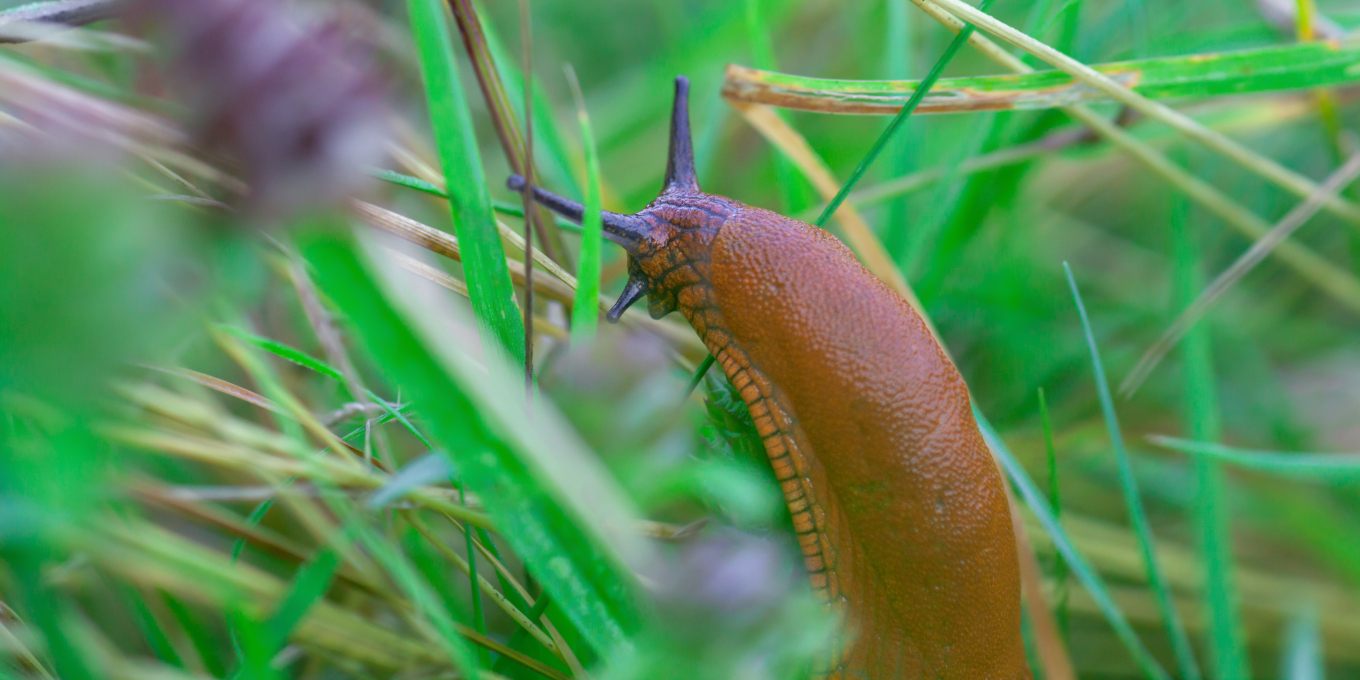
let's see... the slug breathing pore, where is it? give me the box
[509,76,1030,680]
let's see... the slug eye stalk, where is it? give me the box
[508,75,708,322]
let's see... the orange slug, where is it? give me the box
[510,76,1029,680]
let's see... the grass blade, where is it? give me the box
[1037,387,1068,641]
[812,0,998,228]
[919,0,1360,229]
[407,0,525,365]
[264,548,342,652]
[723,41,1360,115]
[1171,190,1249,680]
[302,232,651,656]
[1148,436,1360,480]
[899,0,1360,319]
[1064,262,1200,680]
[565,65,603,342]
[975,407,1170,680]
[745,0,815,214]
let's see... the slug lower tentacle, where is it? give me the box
[510,75,1029,680]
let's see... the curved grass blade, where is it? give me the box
[919,0,1360,229]
[745,0,815,214]
[1148,436,1360,481]
[1037,388,1068,640]
[1171,191,1249,680]
[302,232,651,657]
[1064,262,1200,680]
[975,407,1170,680]
[221,326,434,450]
[723,41,1360,115]
[369,168,582,233]
[264,548,342,653]
[899,0,1360,318]
[812,0,998,228]
[217,326,342,380]
[407,0,525,365]
[565,65,604,342]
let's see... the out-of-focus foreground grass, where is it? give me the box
[2,0,1360,679]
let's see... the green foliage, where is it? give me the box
[407,0,526,364]
[4,0,1360,678]
[1066,263,1201,680]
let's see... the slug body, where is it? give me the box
[511,77,1028,680]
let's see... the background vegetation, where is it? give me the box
[2,0,1359,678]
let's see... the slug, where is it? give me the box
[509,76,1029,680]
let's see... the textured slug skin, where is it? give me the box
[697,205,1030,678]
[639,198,1029,679]
[512,75,1030,680]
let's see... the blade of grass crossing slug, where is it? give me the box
[1064,262,1201,680]
[303,235,646,655]
[915,0,1059,286]
[566,65,604,342]
[1172,191,1249,680]
[974,408,1171,680]
[1037,387,1068,640]
[745,0,815,214]
[407,0,526,365]
[901,110,1006,279]
[813,0,999,229]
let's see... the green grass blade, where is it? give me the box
[745,0,815,215]
[1172,190,1249,680]
[302,233,648,656]
[220,324,436,450]
[264,548,342,652]
[724,41,1360,115]
[1037,387,1068,640]
[370,168,583,233]
[880,0,918,260]
[566,68,604,342]
[482,17,580,205]
[160,593,228,677]
[371,167,449,198]
[813,0,998,228]
[1148,436,1360,480]
[407,0,525,365]
[217,326,342,380]
[1064,262,1201,680]
[352,523,482,675]
[975,407,1170,680]
[116,585,183,667]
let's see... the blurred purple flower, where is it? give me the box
[137,0,388,216]
[648,530,798,633]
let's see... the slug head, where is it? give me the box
[508,76,738,322]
